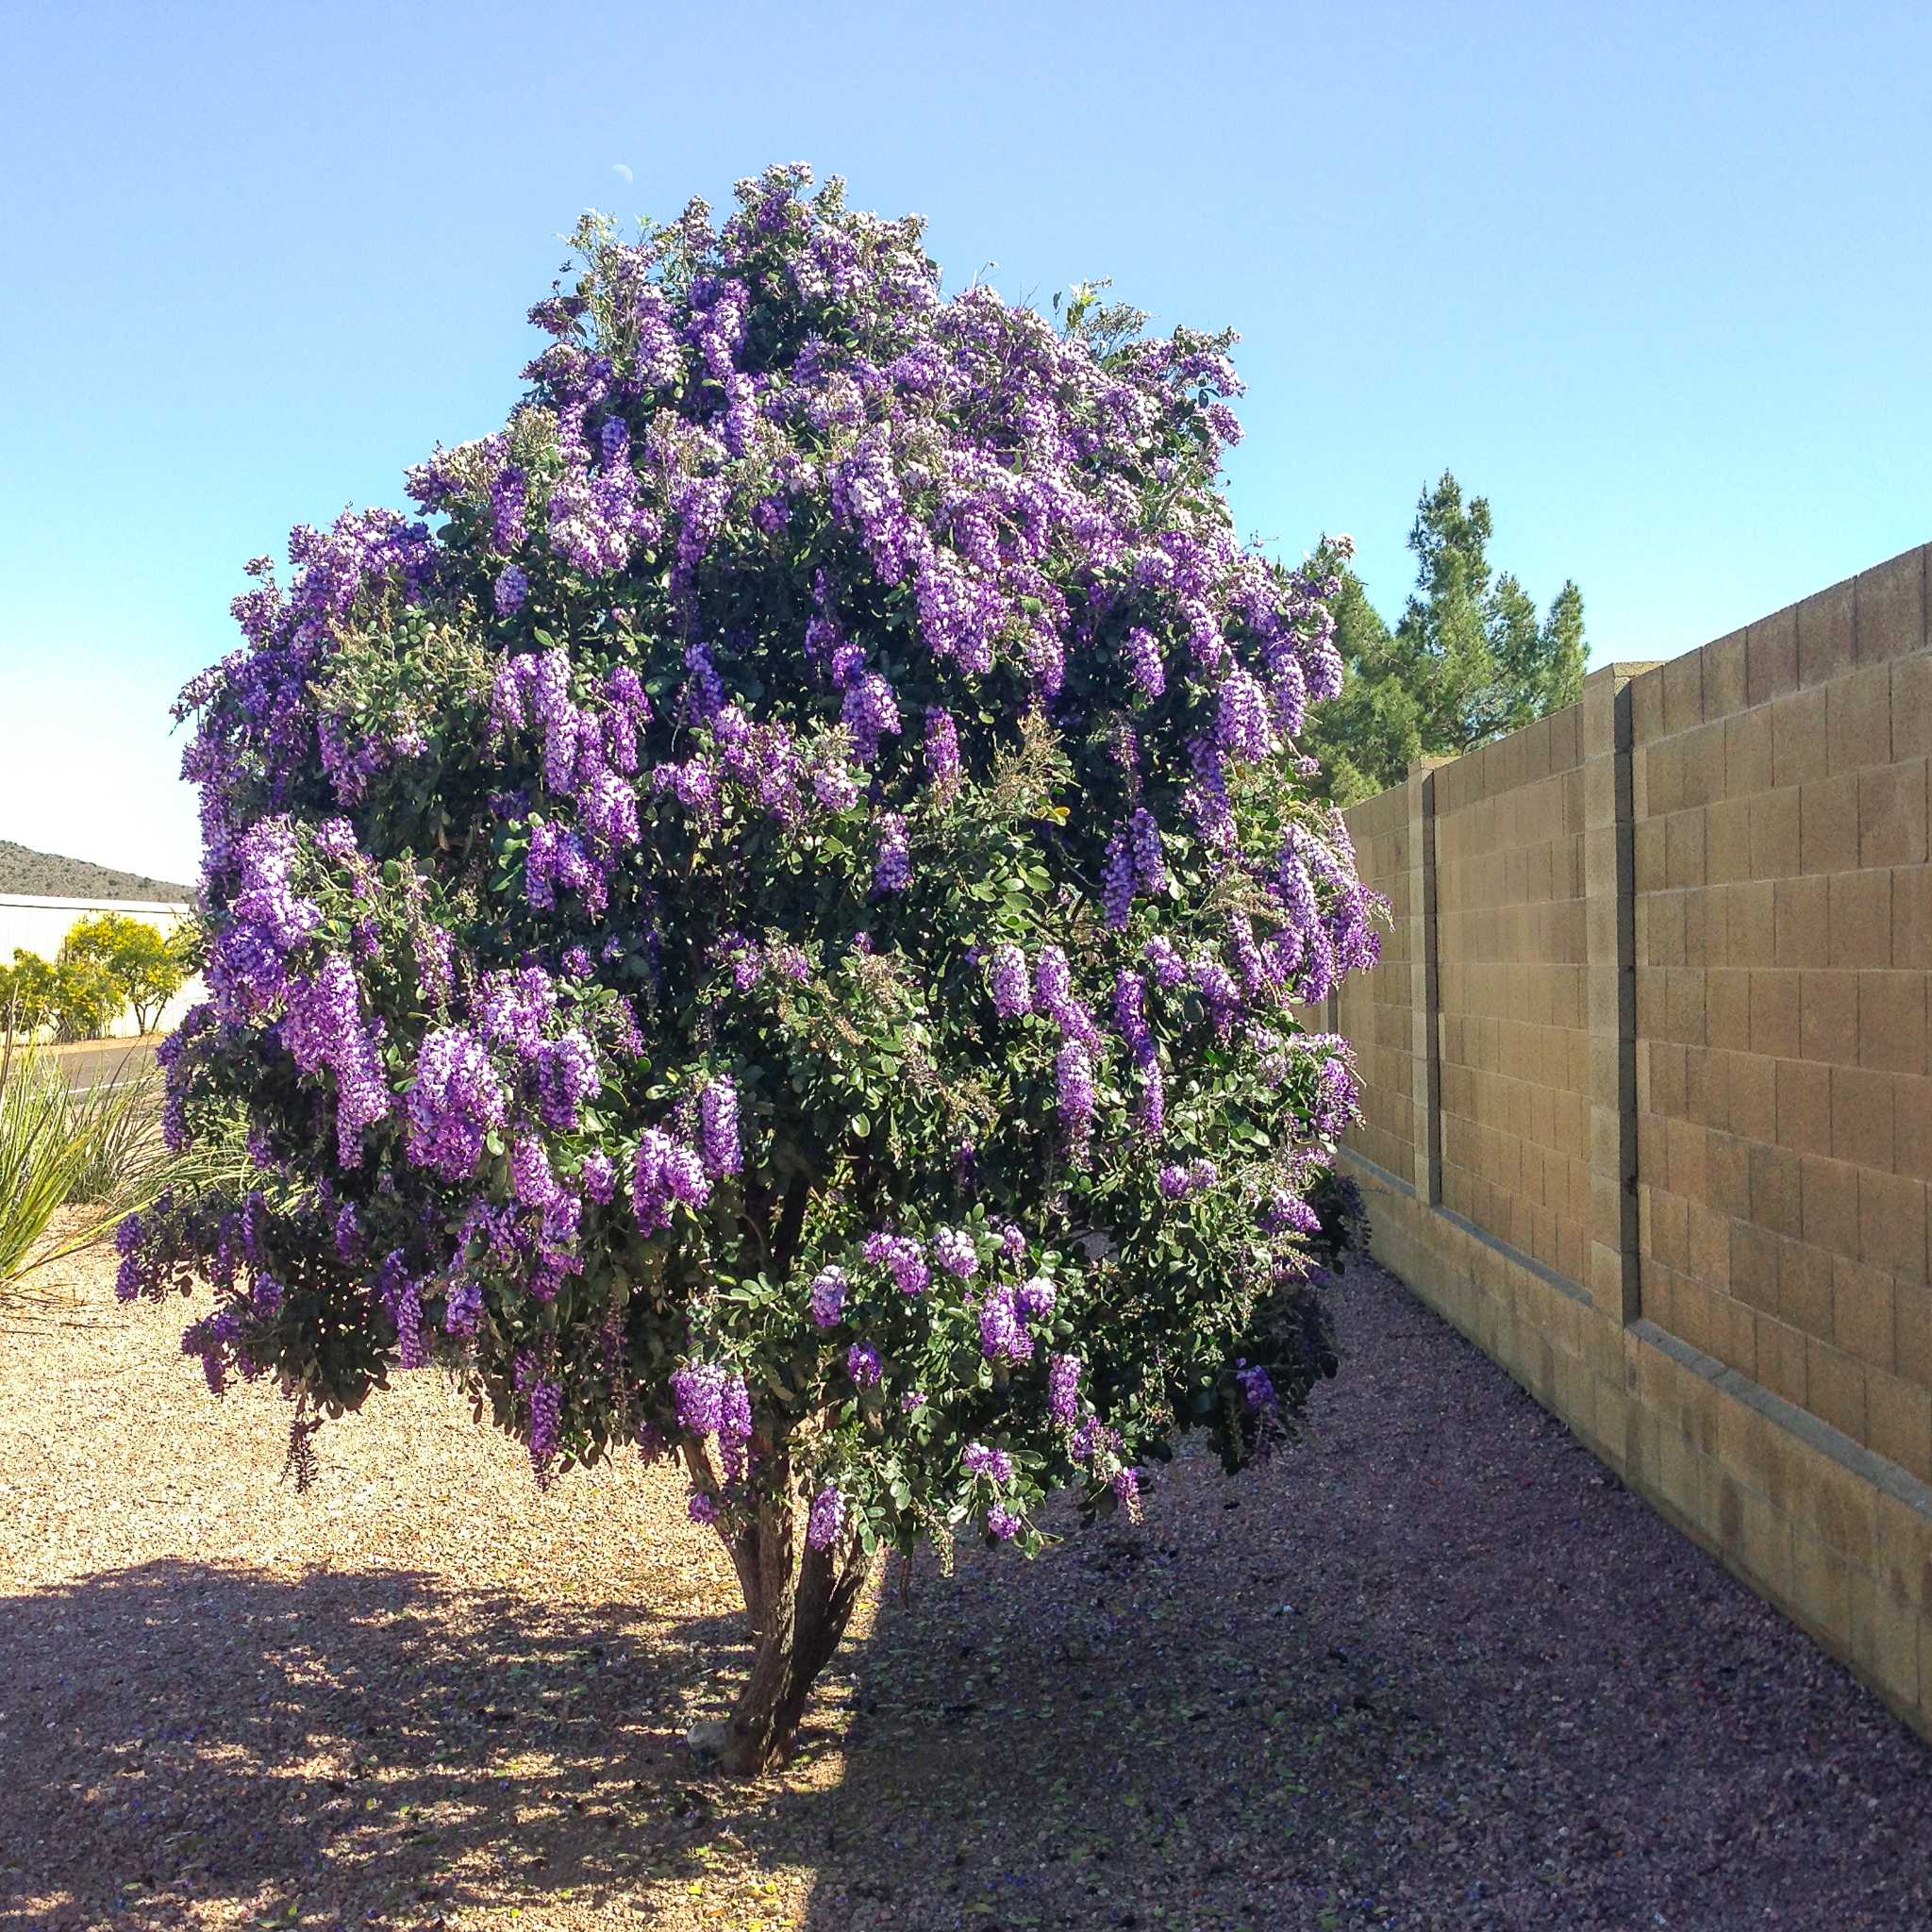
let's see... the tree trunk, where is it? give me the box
[703,1488,871,1776]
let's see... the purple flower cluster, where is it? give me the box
[1157,1158,1219,1200]
[807,1484,846,1549]
[672,1360,755,1479]
[872,811,911,894]
[1047,1353,1081,1426]
[698,1078,742,1176]
[863,1230,930,1295]
[932,1225,978,1279]
[632,1128,712,1233]
[962,1441,1013,1483]
[281,955,391,1165]
[405,1028,508,1179]
[977,1284,1037,1364]
[1236,1358,1279,1413]
[809,1265,847,1329]
[986,943,1031,1019]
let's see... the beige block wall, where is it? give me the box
[1628,552,1932,1483]
[1433,707,1591,1286]
[1329,541,1932,1742]
[1335,782,1417,1188]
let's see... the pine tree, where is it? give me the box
[1304,473,1586,802]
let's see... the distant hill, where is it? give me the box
[0,840,192,903]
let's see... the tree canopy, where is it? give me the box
[122,165,1376,1771]
[1303,473,1586,803]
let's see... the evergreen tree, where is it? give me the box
[1304,474,1586,802]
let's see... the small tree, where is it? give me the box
[1,947,124,1041]
[64,911,192,1034]
[124,167,1379,1774]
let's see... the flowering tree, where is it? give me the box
[122,165,1379,1774]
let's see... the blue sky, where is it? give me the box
[2,0,1926,886]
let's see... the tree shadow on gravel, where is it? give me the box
[7,1258,1931,1932]
[0,1558,836,1931]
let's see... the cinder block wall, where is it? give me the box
[1330,541,1932,1740]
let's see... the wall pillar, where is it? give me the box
[1581,663,1655,1323]
[1404,759,1444,1207]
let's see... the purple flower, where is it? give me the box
[404,1027,506,1174]
[698,1077,742,1176]
[962,1441,1013,1483]
[986,1506,1021,1541]
[987,943,1031,1019]
[1124,626,1165,696]
[873,812,910,893]
[846,1341,882,1387]
[1055,1040,1095,1148]
[1101,832,1136,928]
[809,1265,847,1329]
[924,706,962,802]
[580,1149,616,1205]
[1016,1275,1056,1321]
[512,1131,558,1209]
[444,1280,484,1336]
[689,1491,721,1525]
[863,1230,929,1294]
[527,1374,562,1476]
[1048,1354,1081,1426]
[932,1225,978,1278]
[495,563,529,615]
[1236,1359,1278,1413]
[977,1285,1033,1363]
[841,670,901,763]
[807,1485,846,1549]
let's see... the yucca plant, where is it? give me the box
[0,1019,165,1300]
[62,1055,166,1208]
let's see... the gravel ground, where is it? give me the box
[3,1232,1928,1931]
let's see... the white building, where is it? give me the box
[0,893,203,1039]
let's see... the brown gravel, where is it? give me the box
[4,1233,1928,1931]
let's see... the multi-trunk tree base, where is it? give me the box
[689,1470,874,1775]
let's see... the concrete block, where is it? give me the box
[1859,972,1928,1075]
[1801,773,1861,875]
[1859,760,1930,870]
[1830,1064,1896,1172]
[1726,706,1774,798]
[1704,629,1750,720]
[1898,1074,1932,1184]
[1800,969,1859,1065]
[1752,1141,1806,1241]
[1866,1368,1932,1484]
[1799,1151,1861,1257]
[1747,608,1800,707]
[1896,652,1932,760]
[1776,1232,1832,1336]
[1773,686,1828,789]
[1749,787,1803,880]
[1777,1058,1834,1158]
[1750,969,1800,1058]
[1827,660,1896,774]
[1829,869,1893,968]
[1856,544,1928,665]
[1774,874,1830,969]
[1894,865,1931,967]
[1798,579,1857,689]
[1858,1168,1928,1280]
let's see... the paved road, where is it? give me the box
[42,1038,161,1092]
